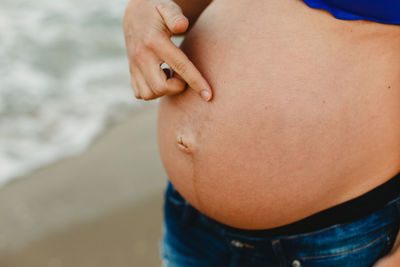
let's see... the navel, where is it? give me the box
[176,133,196,154]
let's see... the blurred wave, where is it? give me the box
[0,0,143,185]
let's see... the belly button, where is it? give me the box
[176,135,193,154]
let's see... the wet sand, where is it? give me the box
[0,194,164,267]
[0,102,166,266]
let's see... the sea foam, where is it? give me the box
[0,0,167,185]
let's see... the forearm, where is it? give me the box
[172,0,213,32]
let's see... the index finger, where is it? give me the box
[152,37,212,101]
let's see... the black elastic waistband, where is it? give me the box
[210,172,400,237]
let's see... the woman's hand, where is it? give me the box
[123,0,212,101]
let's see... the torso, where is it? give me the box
[157,0,400,229]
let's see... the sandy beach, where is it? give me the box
[0,102,166,266]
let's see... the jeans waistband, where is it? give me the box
[199,172,400,237]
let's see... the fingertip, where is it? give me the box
[208,91,213,101]
[202,83,213,101]
[172,17,189,34]
[200,90,212,101]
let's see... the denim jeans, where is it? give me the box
[160,180,400,267]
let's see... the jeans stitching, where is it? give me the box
[281,223,345,240]
[296,230,389,260]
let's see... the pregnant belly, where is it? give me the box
[157,0,400,229]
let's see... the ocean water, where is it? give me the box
[0,0,167,186]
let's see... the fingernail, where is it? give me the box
[174,17,188,26]
[201,90,211,101]
[174,17,185,24]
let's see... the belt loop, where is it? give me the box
[271,239,287,267]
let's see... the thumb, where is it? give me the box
[156,2,189,34]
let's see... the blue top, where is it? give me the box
[302,0,400,25]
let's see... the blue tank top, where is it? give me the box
[302,0,400,25]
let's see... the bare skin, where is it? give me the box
[157,0,400,231]
[123,0,213,101]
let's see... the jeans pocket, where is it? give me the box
[288,224,399,267]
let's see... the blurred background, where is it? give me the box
[0,0,174,265]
